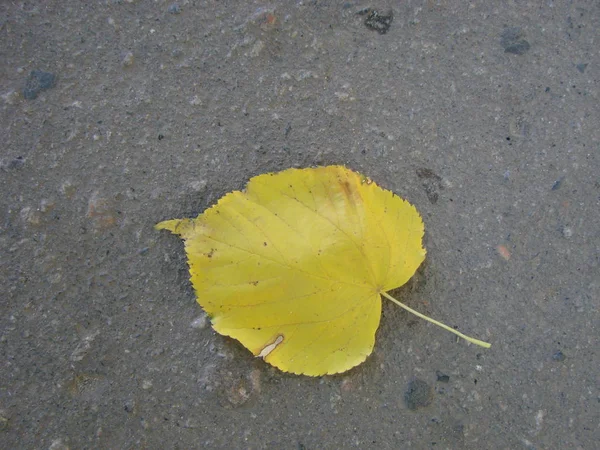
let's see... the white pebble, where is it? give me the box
[191,315,208,329]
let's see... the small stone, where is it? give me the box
[562,226,573,238]
[70,331,99,362]
[551,176,565,191]
[534,409,545,434]
[189,95,202,106]
[121,52,135,67]
[48,439,69,450]
[3,156,25,170]
[168,3,181,14]
[405,378,433,410]
[497,245,511,261]
[360,9,394,35]
[552,350,565,362]
[247,8,277,30]
[142,379,153,390]
[23,70,56,100]
[249,39,264,57]
[576,63,587,73]
[436,371,450,383]
[294,70,317,82]
[500,28,530,55]
[190,315,208,329]
[124,399,136,413]
[1,90,20,105]
[188,180,207,192]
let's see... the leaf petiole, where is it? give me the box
[381,291,491,349]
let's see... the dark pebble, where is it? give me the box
[23,70,56,100]
[405,378,433,410]
[359,9,393,35]
[576,63,587,73]
[500,28,530,55]
[4,156,25,170]
[124,399,135,413]
[436,371,450,383]
[551,176,565,191]
[552,350,566,362]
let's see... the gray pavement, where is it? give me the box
[1,2,598,449]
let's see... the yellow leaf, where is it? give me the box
[156,166,490,376]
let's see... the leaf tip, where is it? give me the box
[155,218,193,236]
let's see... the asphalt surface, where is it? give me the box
[1,2,598,449]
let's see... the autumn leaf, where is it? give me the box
[156,166,490,376]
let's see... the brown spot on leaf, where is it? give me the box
[341,180,353,197]
[340,179,360,209]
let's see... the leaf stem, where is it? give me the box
[381,291,491,348]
